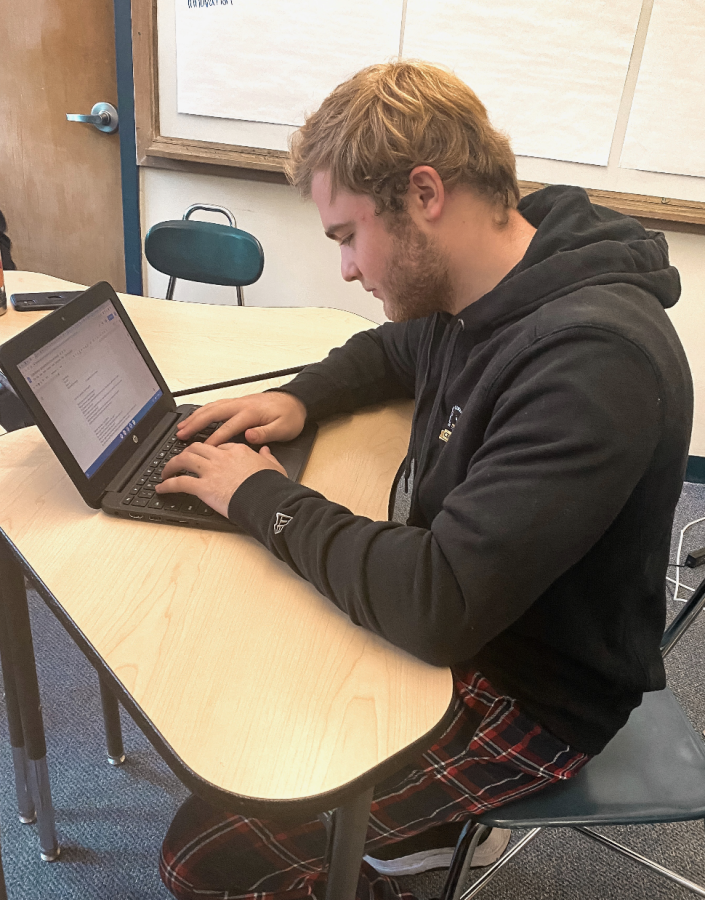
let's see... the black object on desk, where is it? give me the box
[10,291,83,311]
[0,372,33,432]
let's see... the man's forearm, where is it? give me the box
[276,327,416,421]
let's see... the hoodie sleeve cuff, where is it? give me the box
[227,469,322,546]
[266,376,342,422]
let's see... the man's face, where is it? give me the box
[311,171,453,322]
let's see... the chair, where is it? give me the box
[144,203,264,306]
[438,575,705,900]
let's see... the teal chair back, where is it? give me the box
[144,205,264,305]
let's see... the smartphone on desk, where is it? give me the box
[11,291,83,312]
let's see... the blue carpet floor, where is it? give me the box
[0,587,189,899]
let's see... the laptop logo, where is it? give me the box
[273,512,292,534]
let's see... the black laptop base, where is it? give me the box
[101,410,317,532]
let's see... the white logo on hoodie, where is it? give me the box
[273,512,293,534]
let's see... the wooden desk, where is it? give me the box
[0,274,454,898]
[2,271,375,396]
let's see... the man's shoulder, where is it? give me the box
[530,281,674,349]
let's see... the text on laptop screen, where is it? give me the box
[17,300,162,477]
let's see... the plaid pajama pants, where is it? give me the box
[160,668,590,900]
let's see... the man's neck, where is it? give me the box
[440,195,537,315]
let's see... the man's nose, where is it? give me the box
[341,250,361,283]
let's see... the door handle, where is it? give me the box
[66,102,118,134]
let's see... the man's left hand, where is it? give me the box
[156,442,287,517]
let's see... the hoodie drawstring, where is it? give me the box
[413,318,465,490]
[403,314,439,490]
[401,317,464,512]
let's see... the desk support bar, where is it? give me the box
[0,541,59,861]
[172,365,305,398]
[0,593,36,824]
[324,787,374,900]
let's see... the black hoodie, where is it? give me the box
[228,186,693,755]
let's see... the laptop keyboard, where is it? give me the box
[120,422,224,518]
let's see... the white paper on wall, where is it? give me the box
[175,0,403,127]
[402,0,643,166]
[620,0,705,178]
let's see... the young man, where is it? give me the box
[156,62,693,900]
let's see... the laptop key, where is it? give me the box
[163,496,183,512]
[131,497,149,507]
[197,501,214,517]
[148,497,164,509]
[122,496,133,505]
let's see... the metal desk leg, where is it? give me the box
[99,676,126,766]
[0,543,59,861]
[324,787,374,900]
[0,596,36,824]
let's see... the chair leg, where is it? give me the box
[444,827,543,900]
[99,676,126,766]
[437,822,489,900]
[575,827,705,898]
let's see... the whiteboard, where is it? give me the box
[175,0,404,127]
[402,0,642,166]
[152,0,705,209]
[621,0,705,178]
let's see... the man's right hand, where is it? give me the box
[176,391,307,446]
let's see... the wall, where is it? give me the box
[661,230,705,455]
[140,167,383,323]
[140,166,705,454]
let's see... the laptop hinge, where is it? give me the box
[105,411,181,494]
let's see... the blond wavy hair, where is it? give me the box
[287,60,520,215]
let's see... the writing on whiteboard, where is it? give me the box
[187,0,233,8]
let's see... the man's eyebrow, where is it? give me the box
[325,222,351,240]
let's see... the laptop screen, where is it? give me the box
[17,299,162,478]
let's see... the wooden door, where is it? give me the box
[0,0,126,290]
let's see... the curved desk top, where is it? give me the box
[0,273,453,816]
[2,271,378,396]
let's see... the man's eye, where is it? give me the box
[340,234,353,246]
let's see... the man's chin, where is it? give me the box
[382,297,401,322]
[383,296,434,323]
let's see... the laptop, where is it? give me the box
[0,282,317,532]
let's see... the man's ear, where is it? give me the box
[407,166,445,223]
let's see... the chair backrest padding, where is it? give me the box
[145,220,264,287]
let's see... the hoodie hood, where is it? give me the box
[455,185,681,338]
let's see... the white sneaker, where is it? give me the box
[364,825,511,876]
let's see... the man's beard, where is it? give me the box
[382,213,454,322]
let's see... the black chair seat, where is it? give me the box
[478,688,705,829]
